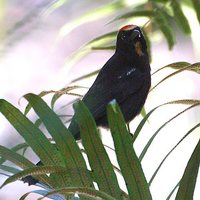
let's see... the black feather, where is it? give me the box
[23,25,151,185]
[69,25,151,139]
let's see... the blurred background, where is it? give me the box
[0,0,200,199]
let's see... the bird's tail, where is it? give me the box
[22,161,42,185]
[23,114,80,186]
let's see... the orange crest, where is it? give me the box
[120,25,137,31]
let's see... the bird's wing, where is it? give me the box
[82,66,145,119]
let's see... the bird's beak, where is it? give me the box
[131,29,141,40]
[131,29,144,56]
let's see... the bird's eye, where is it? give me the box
[134,29,141,38]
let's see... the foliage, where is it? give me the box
[0,0,200,199]
[57,0,200,67]
[1,0,200,60]
[0,61,200,199]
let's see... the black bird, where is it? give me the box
[23,24,151,185]
[69,24,151,139]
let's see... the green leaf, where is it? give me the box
[171,0,191,34]
[150,0,168,2]
[149,122,200,185]
[41,187,117,200]
[24,93,93,188]
[139,103,200,161]
[0,165,65,189]
[153,9,175,49]
[166,181,180,200]
[0,99,67,187]
[175,138,200,199]
[50,86,85,109]
[132,107,157,143]
[23,86,84,115]
[0,142,29,165]
[0,145,52,187]
[42,0,68,17]
[112,10,154,22]
[88,31,117,45]
[74,100,123,199]
[189,62,200,74]
[58,2,122,39]
[191,0,200,24]
[23,90,56,115]
[0,164,20,174]
[63,31,116,69]
[152,62,191,76]
[19,190,65,200]
[0,145,33,169]
[142,29,152,62]
[0,100,62,165]
[133,99,200,144]
[70,69,99,83]
[91,45,116,50]
[151,63,200,92]
[107,101,152,200]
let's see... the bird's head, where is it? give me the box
[116,25,147,57]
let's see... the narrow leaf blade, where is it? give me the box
[74,100,123,199]
[1,165,65,189]
[191,0,200,24]
[0,99,61,166]
[24,93,93,188]
[153,9,175,49]
[107,101,152,200]
[43,187,117,200]
[175,139,200,200]
[171,0,191,34]
[0,145,52,187]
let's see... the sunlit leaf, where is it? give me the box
[132,107,157,143]
[107,101,152,200]
[171,0,191,34]
[91,45,115,50]
[42,0,68,17]
[0,100,62,165]
[41,187,117,200]
[23,90,56,115]
[19,190,65,200]
[189,62,200,74]
[70,69,99,83]
[0,164,20,174]
[58,2,122,39]
[0,145,52,187]
[166,181,180,200]
[191,0,200,24]
[151,63,200,91]
[50,86,85,109]
[0,142,28,165]
[23,87,84,115]
[74,100,123,199]
[175,139,200,199]
[142,28,152,62]
[139,103,200,161]
[112,10,154,22]
[133,99,200,144]
[0,166,66,189]
[24,94,93,188]
[88,31,117,45]
[152,62,191,76]
[153,9,175,49]
[149,123,200,185]
[65,31,116,70]
[0,99,67,187]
